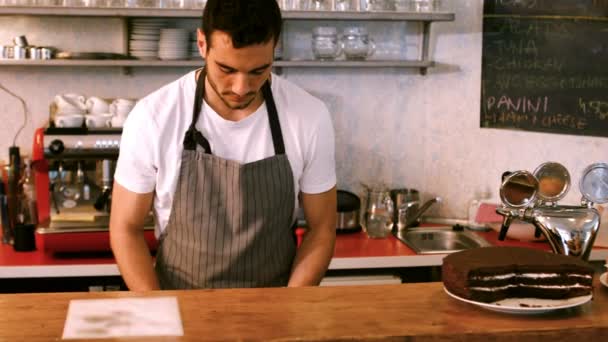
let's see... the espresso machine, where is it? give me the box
[496,162,608,260]
[31,127,156,253]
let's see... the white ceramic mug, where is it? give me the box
[110,114,126,128]
[110,103,134,117]
[112,98,136,107]
[54,93,87,114]
[85,114,112,128]
[85,96,110,114]
[55,114,84,128]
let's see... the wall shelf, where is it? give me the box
[0,6,454,21]
[0,6,455,74]
[0,59,432,68]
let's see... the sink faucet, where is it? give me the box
[395,197,442,231]
[495,162,608,261]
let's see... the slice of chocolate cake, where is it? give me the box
[442,246,594,303]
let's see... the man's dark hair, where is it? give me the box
[202,0,282,50]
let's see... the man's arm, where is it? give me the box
[288,186,337,287]
[109,182,160,291]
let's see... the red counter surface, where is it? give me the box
[1,227,606,278]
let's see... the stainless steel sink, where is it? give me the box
[393,226,492,254]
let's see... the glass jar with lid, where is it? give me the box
[342,26,375,60]
[312,26,342,60]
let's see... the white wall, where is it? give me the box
[1,0,607,219]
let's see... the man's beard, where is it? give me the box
[207,74,259,110]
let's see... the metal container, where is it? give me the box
[390,188,419,227]
[337,190,361,233]
[13,46,27,60]
[390,188,442,230]
[13,35,28,47]
[28,46,41,60]
[40,47,53,60]
[0,45,13,59]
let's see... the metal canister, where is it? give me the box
[13,36,29,47]
[0,45,13,59]
[28,46,41,59]
[13,46,27,60]
[39,47,53,60]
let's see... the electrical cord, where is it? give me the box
[0,81,29,146]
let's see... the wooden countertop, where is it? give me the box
[1,278,607,341]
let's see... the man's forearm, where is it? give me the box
[110,229,160,291]
[288,226,336,287]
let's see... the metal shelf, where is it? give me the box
[0,6,454,74]
[0,6,454,21]
[0,59,202,66]
[0,59,434,73]
[0,59,430,67]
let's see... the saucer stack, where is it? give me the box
[129,18,167,60]
[158,28,190,61]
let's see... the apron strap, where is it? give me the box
[262,81,285,155]
[184,68,211,152]
[183,69,286,156]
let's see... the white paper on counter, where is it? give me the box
[62,296,183,339]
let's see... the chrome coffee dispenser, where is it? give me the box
[496,162,608,260]
[31,127,156,253]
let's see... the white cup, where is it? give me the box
[110,101,135,117]
[54,93,87,114]
[110,114,126,128]
[85,114,112,128]
[85,96,110,114]
[55,114,85,128]
[112,98,136,107]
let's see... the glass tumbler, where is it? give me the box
[365,189,394,238]
[305,0,330,10]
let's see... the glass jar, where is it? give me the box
[411,0,440,12]
[342,26,375,60]
[365,0,393,11]
[312,26,342,60]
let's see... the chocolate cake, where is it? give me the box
[442,246,594,303]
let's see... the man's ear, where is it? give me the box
[197,28,208,59]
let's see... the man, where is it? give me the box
[109,0,337,290]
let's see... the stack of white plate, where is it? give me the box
[158,28,190,61]
[129,19,167,60]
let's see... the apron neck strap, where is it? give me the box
[184,68,285,156]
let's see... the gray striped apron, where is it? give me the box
[154,69,296,289]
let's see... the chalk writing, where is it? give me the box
[481,3,608,137]
[487,0,538,9]
[496,19,571,37]
[485,57,564,72]
[492,75,608,91]
[483,112,587,130]
[579,98,608,119]
[491,39,539,55]
[486,95,549,114]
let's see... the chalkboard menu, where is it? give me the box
[480,0,608,137]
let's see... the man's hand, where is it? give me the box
[288,186,337,287]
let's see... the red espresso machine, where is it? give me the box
[31,127,157,253]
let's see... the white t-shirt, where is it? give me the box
[114,70,336,237]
